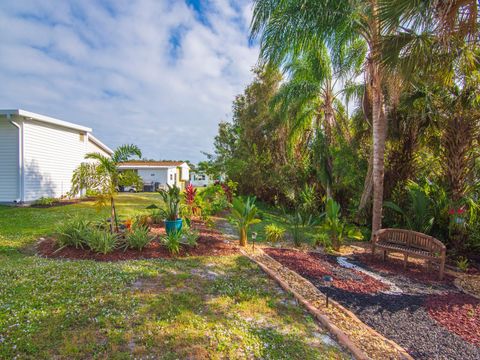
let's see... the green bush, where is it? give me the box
[124,226,154,250]
[33,197,57,206]
[264,224,285,243]
[85,229,119,254]
[56,217,91,249]
[162,230,182,255]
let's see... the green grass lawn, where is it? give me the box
[0,193,346,359]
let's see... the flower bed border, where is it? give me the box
[241,248,413,360]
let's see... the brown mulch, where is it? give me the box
[426,293,480,346]
[265,248,387,294]
[354,252,455,284]
[29,197,96,208]
[37,221,238,261]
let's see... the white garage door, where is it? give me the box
[0,120,19,201]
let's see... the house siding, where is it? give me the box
[22,119,87,201]
[0,120,19,201]
[138,168,168,185]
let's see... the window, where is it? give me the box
[170,174,173,180]
[79,133,85,142]
[151,173,155,177]
[197,174,206,181]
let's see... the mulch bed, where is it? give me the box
[354,252,455,284]
[29,197,96,208]
[265,248,387,294]
[426,293,480,346]
[37,221,238,261]
[266,247,480,360]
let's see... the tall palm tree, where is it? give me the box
[272,41,366,197]
[251,0,389,233]
[85,144,142,233]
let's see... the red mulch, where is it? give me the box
[425,293,480,346]
[265,248,387,294]
[354,253,454,284]
[37,221,238,261]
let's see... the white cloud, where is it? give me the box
[0,0,258,162]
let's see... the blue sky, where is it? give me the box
[0,0,258,162]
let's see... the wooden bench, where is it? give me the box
[372,228,446,280]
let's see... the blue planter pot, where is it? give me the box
[165,218,183,234]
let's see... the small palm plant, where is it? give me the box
[320,198,363,251]
[230,197,261,246]
[82,144,142,233]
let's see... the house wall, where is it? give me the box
[22,119,87,201]
[0,120,19,202]
[137,168,169,185]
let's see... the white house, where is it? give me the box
[0,109,113,203]
[190,172,214,187]
[118,161,190,190]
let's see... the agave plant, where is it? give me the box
[229,197,261,246]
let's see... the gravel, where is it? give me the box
[315,285,480,360]
[267,249,480,360]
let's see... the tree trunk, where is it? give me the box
[239,227,247,246]
[368,2,387,236]
[111,196,119,233]
[358,151,373,215]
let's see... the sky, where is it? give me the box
[0,0,259,162]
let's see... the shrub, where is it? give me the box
[313,232,333,252]
[264,224,285,243]
[55,217,91,249]
[284,210,315,247]
[182,226,200,247]
[85,229,119,254]
[33,197,57,206]
[124,226,154,250]
[162,230,182,255]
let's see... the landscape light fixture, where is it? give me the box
[322,275,333,307]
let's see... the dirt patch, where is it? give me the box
[265,248,387,294]
[426,293,480,346]
[37,221,238,261]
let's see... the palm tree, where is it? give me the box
[85,144,142,233]
[272,41,366,197]
[251,0,389,234]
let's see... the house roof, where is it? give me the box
[118,161,188,168]
[0,109,113,155]
[0,109,92,132]
[88,134,114,155]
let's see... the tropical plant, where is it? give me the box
[320,198,363,250]
[251,0,391,235]
[123,226,154,251]
[72,144,142,233]
[55,217,91,249]
[156,185,182,221]
[162,230,182,255]
[264,223,286,243]
[284,209,316,247]
[229,197,261,246]
[85,228,119,254]
[384,181,436,234]
[184,183,199,216]
[456,257,470,272]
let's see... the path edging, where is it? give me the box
[241,248,414,360]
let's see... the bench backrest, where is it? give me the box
[374,228,446,255]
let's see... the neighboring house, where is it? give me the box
[118,161,190,191]
[190,172,214,187]
[0,109,113,203]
